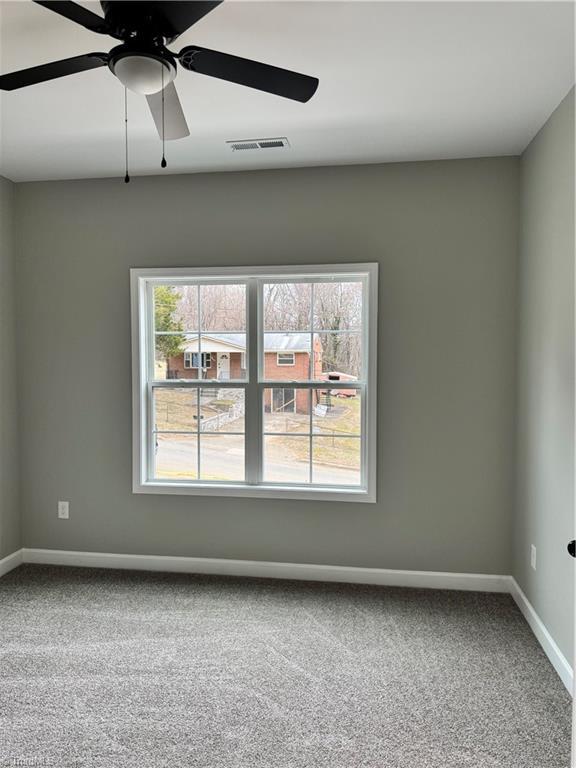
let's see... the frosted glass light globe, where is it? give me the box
[113,55,175,95]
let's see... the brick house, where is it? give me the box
[166,333,323,413]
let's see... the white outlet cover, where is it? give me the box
[58,501,69,519]
[530,545,537,570]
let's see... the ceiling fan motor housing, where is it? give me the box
[100,1,188,44]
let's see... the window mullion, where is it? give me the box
[197,284,202,382]
[145,282,156,482]
[309,282,314,482]
[146,382,155,481]
[245,278,260,484]
[360,381,367,490]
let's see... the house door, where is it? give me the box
[272,388,295,413]
[217,353,230,380]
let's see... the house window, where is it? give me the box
[132,264,377,502]
[277,352,295,366]
[184,352,211,369]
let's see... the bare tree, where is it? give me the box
[174,285,246,332]
[264,283,311,330]
[313,282,362,376]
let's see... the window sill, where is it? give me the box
[133,481,375,503]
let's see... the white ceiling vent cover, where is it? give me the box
[227,137,290,152]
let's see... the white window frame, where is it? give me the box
[184,351,212,369]
[131,263,378,502]
[276,352,295,366]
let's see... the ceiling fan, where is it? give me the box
[0,1,319,141]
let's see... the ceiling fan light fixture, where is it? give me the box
[111,54,175,95]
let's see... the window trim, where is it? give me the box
[131,263,378,503]
[276,352,295,366]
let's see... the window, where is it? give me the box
[184,352,211,369]
[132,264,377,501]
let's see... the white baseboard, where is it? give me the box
[0,548,23,578]
[10,548,573,696]
[21,548,511,593]
[509,577,573,695]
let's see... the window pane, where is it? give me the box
[200,435,244,482]
[200,389,245,433]
[312,390,361,435]
[263,436,310,484]
[312,437,361,485]
[200,284,246,331]
[313,281,363,331]
[263,333,311,380]
[264,389,310,434]
[313,332,362,380]
[154,285,198,333]
[154,434,198,480]
[155,333,197,380]
[263,283,311,331]
[153,388,198,432]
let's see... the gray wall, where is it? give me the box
[15,157,519,573]
[514,89,575,661]
[0,175,20,559]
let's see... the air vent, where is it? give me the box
[227,137,290,152]
[258,140,285,149]
[229,142,259,151]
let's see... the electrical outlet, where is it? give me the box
[57,501,69,519]
[530,544,537,571]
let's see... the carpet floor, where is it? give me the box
[0,565,571,768]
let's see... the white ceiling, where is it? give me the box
[0,0,573,182]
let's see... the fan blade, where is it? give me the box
[0,53,108,91]
[178,46,319,103]
[33,1,109,34]
[153,1,223,42]
[146,82,190,140]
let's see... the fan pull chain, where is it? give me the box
[124,87,130,183]
[161,65,167,169]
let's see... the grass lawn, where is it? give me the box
[267,396,361,470]
[313,395,361,436]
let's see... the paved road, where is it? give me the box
[156,436,360,485]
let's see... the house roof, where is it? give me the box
[183,333,312,354]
